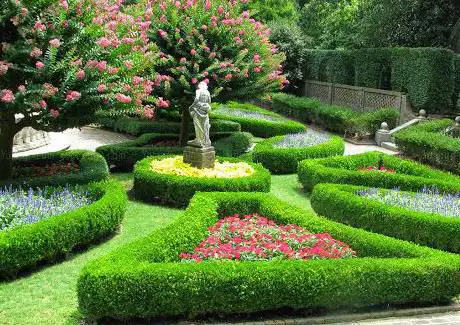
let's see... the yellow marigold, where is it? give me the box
[150,157,254,178]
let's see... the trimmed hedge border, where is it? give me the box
[78,192,460,320]
[271,93,399,137]
[95,114,241,136]
[2,150,109,188]
[253,134,344,174]
[96,132,253,171]
[134,156,271,207]
[311,183,460,253]
[0,179,127,277]
[393,119,460,174]
[212,102,306,138]
[298,151,460,192]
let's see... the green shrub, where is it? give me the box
[211,102,306,138]
[97,133,253,171]
[1,150,109,188]
[95,115,241,136]
[393,119,460,174]
[271,93,399,136]
[133,156,271,207]
[253,134,344,174]
[354,48,392,89]
[298,151,460,192]
[0,179,127,277]
[305,49,355,84]
[391,47,455,114]
[78,192,460,320]
[311,183,460,253]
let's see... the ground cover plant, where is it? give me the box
[2,150,109,188]
[134,156,271,207]
[394,119,460,174]
[253,130,344,174]
[78,191,460,320]
[311,183,460,253]
[96,132,253,171]
[212,102,306,138]
[0,179,127,276]
[0,185,93,232]
[298,151,460,192]
[180,213,357,262]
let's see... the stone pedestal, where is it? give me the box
[184,144,215,169]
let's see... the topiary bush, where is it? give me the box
[270,93,399,137]
[97,132,253,171]
[298,151,460,192]
[211,102,306,138]
[78,192,460,320]
[393,119,460,174]
[253,132,344,174]
[134,156,271,207]
[1,150,109,188]
[0,179,127,277]
[311,183,460,253]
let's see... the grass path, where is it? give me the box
[0,174,311,325]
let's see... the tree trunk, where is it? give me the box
[179,107,191,147]
[0,120,16,181]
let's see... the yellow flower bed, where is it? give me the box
[150,156,254,178]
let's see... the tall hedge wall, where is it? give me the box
[304,47,457,114]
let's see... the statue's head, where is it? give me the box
[198,81,208,90]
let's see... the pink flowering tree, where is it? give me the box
[0,0,157,180]
[133,0,287,145]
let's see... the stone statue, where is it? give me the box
[188,81,212,148]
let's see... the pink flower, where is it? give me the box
[97,84,107,93]
[49,39,61,48]
[124,60,133,69]
[0,89,15,103]
[190,49,197,56]
[225,74,233,80]
[158,29,168,38]
[50,109,60,118]
[34,21,46,31]
[157,97,170,108]
[66,91,81,102]
[191,78,198,84]
[36,61,45,69]
[39,100,47,109]
[76,70,85,80]
[209,52,216,59]
[96,61,107,72]
[205,0,211,11]
[30,47,42,58]
[96,37,111,48]
[115,93,132,104]
[108,67,118,74]
[18,85,26,93]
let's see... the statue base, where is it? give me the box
[183,145,215,169]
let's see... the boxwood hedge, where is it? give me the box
[393,119,460,174]
[96,114,241,136]
[134,156,271,207]
[211,102,306,138]
[2,150,109,188]
[298,152,460,192]
[0,179,127,277]
[78,192,460,320]
[97,132,253,171]
[311,183,460,253]
[253,133,344,174]
[271,93,399,137]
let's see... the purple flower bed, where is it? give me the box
[0,186,93,231]
[357,187,460,218]
[274,130,331,149]
[214,107,284,122]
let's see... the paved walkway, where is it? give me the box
[11,126,460,324]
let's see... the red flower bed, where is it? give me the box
[358,166,396,173]
[180,214,357,262]
[13,162,80,178]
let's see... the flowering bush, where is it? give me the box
[0,185,93,231]
[274,130,331,149]
[0,0,157,180]
[358,187,460,218]
[180,213,357,262]
[131,0,287,144]
[150,156,254,178]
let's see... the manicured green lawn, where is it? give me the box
[0,174,310,324]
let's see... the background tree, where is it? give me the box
[134,0,287,145]
[242,0,299,23]
[0,0,157,180]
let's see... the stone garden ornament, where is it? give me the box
[184,81,216,168]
